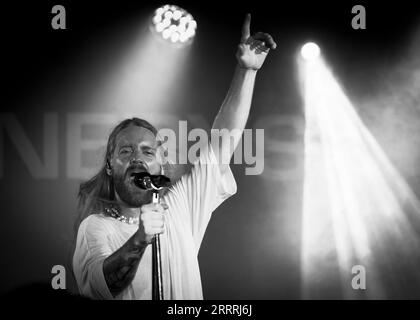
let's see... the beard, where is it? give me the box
[113,170,152,207]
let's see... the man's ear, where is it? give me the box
[106,160,112,176]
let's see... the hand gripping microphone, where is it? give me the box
[132,172,171,300]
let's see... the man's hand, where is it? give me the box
[236,14,277,70]
[137,202,167,245]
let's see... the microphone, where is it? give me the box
[132,172,171,190]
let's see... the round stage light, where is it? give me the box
[152,5,197,45]
[301,42,321,60]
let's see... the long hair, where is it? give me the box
[75,118,159,230]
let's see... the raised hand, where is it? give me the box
[236,14,277,70]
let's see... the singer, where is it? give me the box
[72,14,276,299]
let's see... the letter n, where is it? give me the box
[0,113,58,179]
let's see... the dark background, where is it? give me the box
[1,0,420,299]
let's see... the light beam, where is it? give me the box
[299,51,420,299]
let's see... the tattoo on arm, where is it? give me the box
[103,232,149,297]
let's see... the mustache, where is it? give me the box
[125,164,149,177]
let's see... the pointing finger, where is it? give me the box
[240,13,251,43]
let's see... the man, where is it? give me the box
[73,14,276,299]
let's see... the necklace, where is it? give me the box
[104,206,139,225]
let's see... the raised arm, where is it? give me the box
[212,14,276,173]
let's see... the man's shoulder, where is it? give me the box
[79,213,112,232]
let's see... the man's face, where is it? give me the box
[110,125,161,207]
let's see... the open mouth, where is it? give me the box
[128,169,148,182]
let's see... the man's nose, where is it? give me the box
[130,157,144,165]
[130,151,146,165]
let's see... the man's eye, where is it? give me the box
[120,148,132,155]
[146,150,155,156]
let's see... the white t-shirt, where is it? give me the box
[72,144,237,300]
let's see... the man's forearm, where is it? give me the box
[103,231,149,297]
[212,65,257,167]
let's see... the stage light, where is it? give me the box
[299,55,420,299]
[152,4,197,45]
[85,10,194,121]
[301,42,320,61]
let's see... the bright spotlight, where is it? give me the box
[152,4,197,45]
[301,42,320,60]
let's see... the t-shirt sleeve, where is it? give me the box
[72,215,114,300]
[168,143,237,249]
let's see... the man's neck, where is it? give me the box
[119,205,140,219]
[113,192,148,218]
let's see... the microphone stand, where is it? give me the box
[151,191,164,300]
[133,172,170,301]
